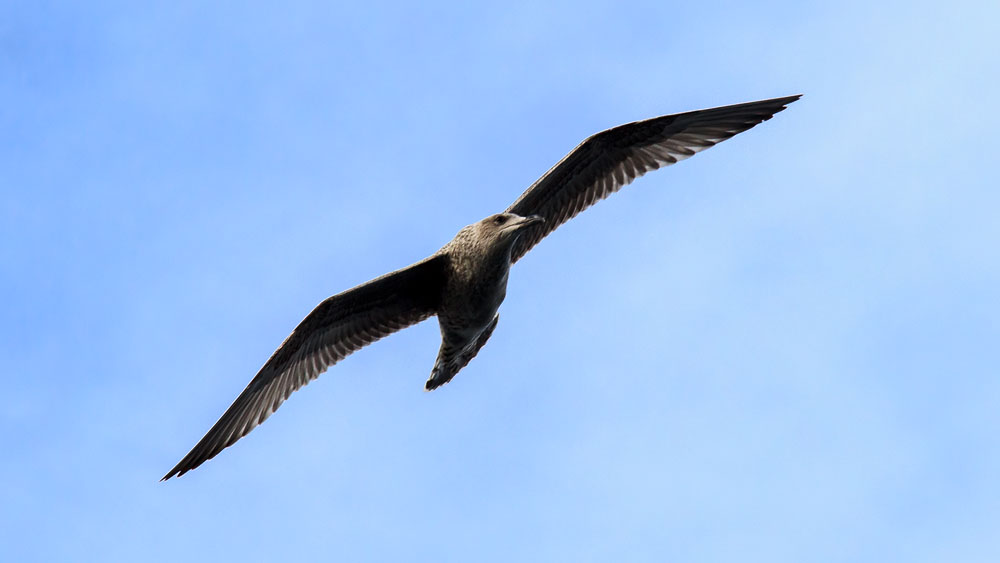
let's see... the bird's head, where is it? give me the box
[444,213,544,262]
[474,213,545,244]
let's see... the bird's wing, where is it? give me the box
[162,254,447,480]
[505,95,800,262]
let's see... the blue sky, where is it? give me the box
[2,1,998,561]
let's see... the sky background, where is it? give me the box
[2,1,998,561]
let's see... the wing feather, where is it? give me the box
[162,254,447,480]
[506,95,801,262]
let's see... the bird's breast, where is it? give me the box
[438,261,509,336]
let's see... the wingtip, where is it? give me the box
[752,93,802,110]
[161,458,195,481]
[777,93,803,106]
[755,94,802,120]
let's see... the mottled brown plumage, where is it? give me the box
[162,94,800,480]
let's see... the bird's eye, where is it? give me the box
[493,215,507,225]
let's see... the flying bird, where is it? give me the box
[163,94,801,480]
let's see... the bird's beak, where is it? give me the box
[503,214,545,234]
[519,215,545,228]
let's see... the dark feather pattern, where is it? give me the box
[163,95,800,479]
[506,95,801,262]
[162,255,447,479]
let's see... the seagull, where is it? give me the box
[162,94,801,480]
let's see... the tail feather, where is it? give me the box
[425,315,499,390]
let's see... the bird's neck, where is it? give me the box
[454,243,512,281]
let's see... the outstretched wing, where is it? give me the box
[506,95,800,262]
[162,254,447,480]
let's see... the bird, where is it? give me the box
[162,94,801,480]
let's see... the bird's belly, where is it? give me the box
[439,278,507,337]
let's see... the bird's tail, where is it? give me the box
[425,315,499,390]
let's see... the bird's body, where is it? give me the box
[430,213,543,389]
[163,95,801,480]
